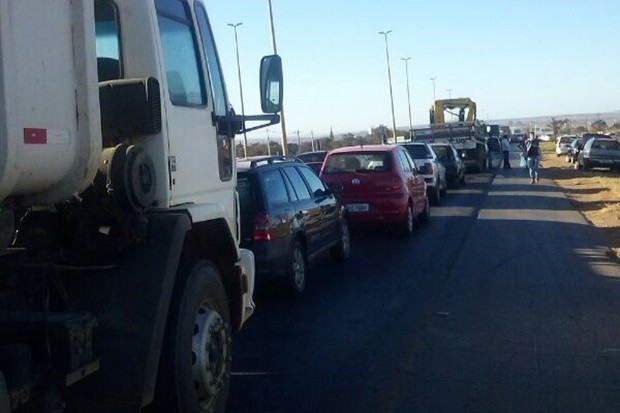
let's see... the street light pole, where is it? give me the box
[446,88,453,99]
[267,0,288,155]
[227,22,247,159]
[379,30,397,143]
[401,57,413,134]
[430,77,437,102]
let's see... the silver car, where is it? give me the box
[399,142,447,204]
[576,137,620,171]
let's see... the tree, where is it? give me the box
[575,125,587,134]
[611,122,620,130]
[590,119,608,132]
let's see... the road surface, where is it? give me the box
[228,163,620,413]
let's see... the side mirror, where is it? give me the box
[260,55,283,114]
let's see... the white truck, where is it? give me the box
[0,1,282,412]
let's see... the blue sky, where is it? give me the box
[207,0,620,140]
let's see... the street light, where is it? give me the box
[379,30,397,143]
[430,77,437,102]
[227,22,247,159]
[401,57,413,134]
[446,88,453,99]
[267,0,288,155]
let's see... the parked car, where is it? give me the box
[430,143,466,188]
[565,138,581,163]
[556,135,578,156]
[237,156,351,294]
[320,145,429,236]
[296,150,328,174]
[398,142,447,204]
[569,133,605,167]
[576,137,620,171]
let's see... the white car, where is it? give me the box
[556,135,578,156]
[399,142,447,205]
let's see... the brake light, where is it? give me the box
[424,162,433,174]
[253,212,272,241]
[389,175,403,191]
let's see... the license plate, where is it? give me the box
[346,203,369,212]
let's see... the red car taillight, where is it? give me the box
[253,212,272,241]
[389,175,403,191]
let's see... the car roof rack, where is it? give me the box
[247,156,303,168]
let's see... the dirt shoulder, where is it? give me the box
[538,141,620,261]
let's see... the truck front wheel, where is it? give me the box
[156,260,232,413]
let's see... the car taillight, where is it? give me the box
[389,175,403,191]
[424,162,433,174]
[253,212,272,241]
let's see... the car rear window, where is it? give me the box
[297,152,326,163]
[402,144,431,159]
[431,145,451,160]
[591,140,620,150]
[323,152,392,173]
[558,137,574,144]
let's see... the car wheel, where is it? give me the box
[330,217,351,262]
[286,240,307,295]
[418,198,430,224]
[152,260,231,413]
[402,203,414,236]
[582,160,589,171]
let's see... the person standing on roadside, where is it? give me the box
[525,131,541,183]
[501,135,511,169]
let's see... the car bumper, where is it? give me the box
[583,158,620,168]
[341,193,409,225]
[249,236,291,279]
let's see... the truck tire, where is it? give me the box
[286,240,307,294]
[154,260,231,413]
[330,217,351,262]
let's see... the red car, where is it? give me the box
[320,145,429,235]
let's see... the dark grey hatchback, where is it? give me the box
[237,157,351,294]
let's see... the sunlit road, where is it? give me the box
[228,159,620,413]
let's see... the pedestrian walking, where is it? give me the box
[501,135,511,169]
[524,131,541,183]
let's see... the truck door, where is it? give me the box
[155,0,234,220]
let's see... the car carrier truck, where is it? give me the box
[0,1,282,412]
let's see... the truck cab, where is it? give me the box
[0,1,282,412]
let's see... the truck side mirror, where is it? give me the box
[260,55,283,114]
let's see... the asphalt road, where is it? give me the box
[228,156,620,413]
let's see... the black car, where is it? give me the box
[296,150,328,174]
[430,143,466,188]
[237,156,350,294]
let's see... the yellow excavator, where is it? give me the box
[429,98,477,124]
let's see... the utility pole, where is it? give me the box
[311,130,315,151]
[379,30,397,143]
[266,129,272,156]
[447,88,453,99]
[430,77,437,102]
[296,130,301,153]
[227,22,247,158]
[401,57,413,134]
[267,0,288,155]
